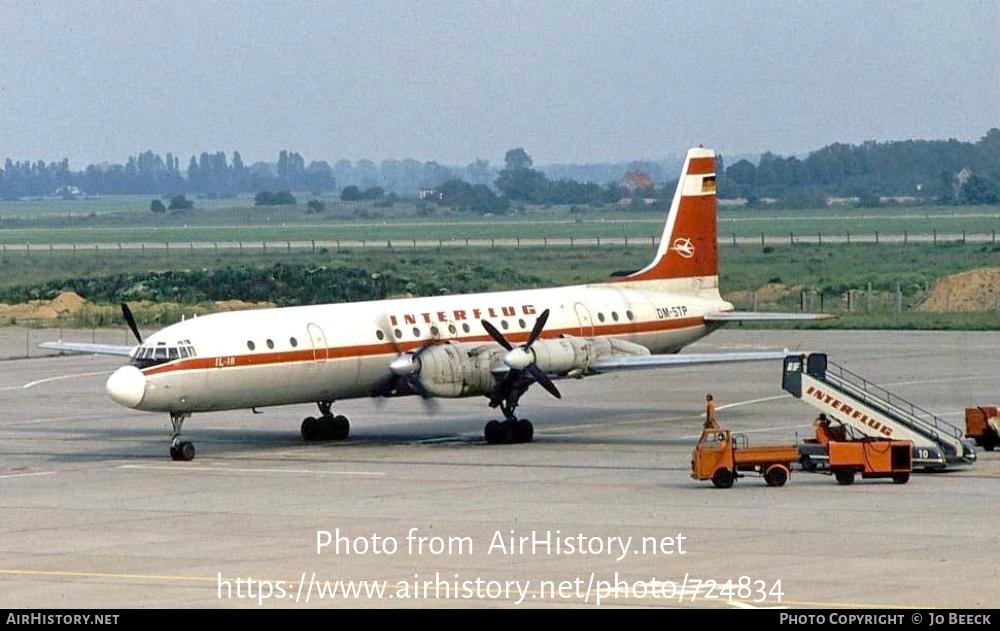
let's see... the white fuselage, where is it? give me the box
[116,276,730,414]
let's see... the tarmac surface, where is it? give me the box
[1,329,997,609]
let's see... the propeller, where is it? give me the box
[121,302,143,344]
[372,314,439,412]
[481,309,561,400]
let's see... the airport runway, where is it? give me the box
[1,329,997,608]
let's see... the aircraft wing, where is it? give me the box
[589,350,790,373]
[704,311,836,322]
[38,341,135,357]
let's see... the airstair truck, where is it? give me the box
[782,353,977,471]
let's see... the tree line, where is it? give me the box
[1,129,996,207]
[719,129,999,206]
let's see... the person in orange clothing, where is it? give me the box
[703,393,719,429]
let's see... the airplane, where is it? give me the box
[41,147,830,461]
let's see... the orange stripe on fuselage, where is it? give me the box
[140,316,707,377]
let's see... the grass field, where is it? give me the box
[0,198,998,245]
[3,197,999,330]
[2,241,999,329]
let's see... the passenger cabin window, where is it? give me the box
[247,341,256,351]
[266,339,275,349]
[611,311,619,321]
[290,337,298,347]
[597,313,605,322]
[375,330,384,341]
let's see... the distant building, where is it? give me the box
[418,187,441,200]
[54,185,84,199]
[619,170,654,193]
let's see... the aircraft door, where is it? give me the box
[307,323,328,362]
[574,303,594,337]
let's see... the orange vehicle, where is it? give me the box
[691,427,913,488]
[691,429,800,488]
[826,439,913,485]
[964,407,999,451]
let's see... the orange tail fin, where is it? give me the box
[620,147,717,282]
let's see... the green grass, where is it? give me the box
[1,199,998,245]
[2,241,1000,329]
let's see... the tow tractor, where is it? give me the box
[965,407,1000,451]
[691,425,913,488]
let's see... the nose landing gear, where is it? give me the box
[168,412,195,461]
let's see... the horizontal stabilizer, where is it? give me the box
[704,311,836,322]
[38,341,134,357]
[590,350,791,372]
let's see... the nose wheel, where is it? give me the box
[168,412,195,461]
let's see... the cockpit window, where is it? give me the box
[132,341,198,369]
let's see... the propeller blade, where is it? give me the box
[120,302,142,344]
[481,319,512,350]
[525,308,549,347]
[407,376,441,413]
[526,364,561,399]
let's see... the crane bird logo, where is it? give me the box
[671,237,695,259]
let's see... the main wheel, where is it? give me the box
[332,414,350,440]
[515,419,534,443]
[711,468,735,489]
[484,420,503,444]
[834,469,856,485]
[170,445,182,461]
[764,464,789,487]
[301,416,318,441]
[177,441,195,462]
[892,473,910,484]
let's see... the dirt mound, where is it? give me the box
[48,291,87,313]
[0,292,273,325]
[917,268,1000,312]
[0,291,88,322]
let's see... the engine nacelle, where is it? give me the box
[528,337,650,374]
[415,344,506,398]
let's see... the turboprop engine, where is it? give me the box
[390,343,508,398]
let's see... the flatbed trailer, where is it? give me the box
[691,428,913,488]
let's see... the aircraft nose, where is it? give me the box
[106,366,146,408]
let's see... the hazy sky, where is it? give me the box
[1,0,997,166]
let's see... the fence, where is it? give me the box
[0,325,135,361]
[0,230,998,256]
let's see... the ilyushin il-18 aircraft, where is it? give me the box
[43,147,829,461]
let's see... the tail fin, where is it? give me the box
[618,147,717,283]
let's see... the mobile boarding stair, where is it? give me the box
[782,353,977,471]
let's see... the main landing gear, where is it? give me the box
[169,412,196,461]
[301,401,351,441]
[484,388,534,445]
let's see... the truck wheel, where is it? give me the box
[983,436,997,451]
[834,469,855,486]
[711,468,735,489]
[764,465,789,487]
[892,473,910,484]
